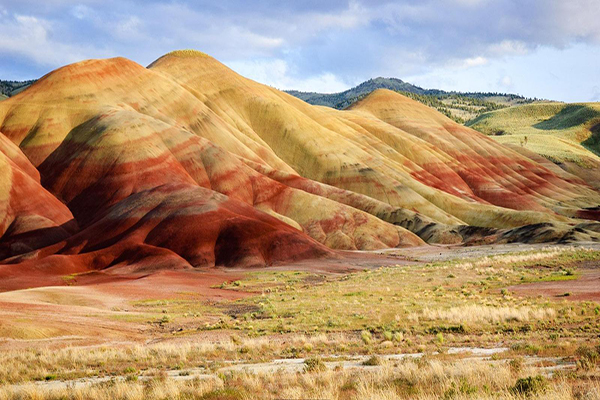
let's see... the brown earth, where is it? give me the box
[0,249,411,348]
[507,261,600,301]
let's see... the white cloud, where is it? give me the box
[552,0,600,44]
[488,40,530,57]
[462,56,489,68]
[1,0,599,101]
[0,13,106,67]
[445,56,488,69]
[226,58,349,93]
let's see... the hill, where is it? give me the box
[467,103,600,189]
[0,80,35,98]
[286,77,534,122]
[0,50,599,289]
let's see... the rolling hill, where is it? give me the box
[0,50,599,289]
[467,103,600,189]
[0,80,35,99]
[286,77,534,122]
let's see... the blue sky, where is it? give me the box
[0,0,599,102]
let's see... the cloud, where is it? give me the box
[227,58,349,93]
[452,56,489,69]
[0,0,599,100]
[0,13,99,66]
[488,40,530,57]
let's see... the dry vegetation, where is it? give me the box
[1,356,599,399]
[1,246,599,398]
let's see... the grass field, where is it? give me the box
[467,103,600,185]
[0,245,599,398]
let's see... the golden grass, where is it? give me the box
[1,247,599,397]
[0,358,598,399]
[0,378,222,400]
[449,246,591,269]
[0,334,337,384]
[410,304,556,324]
[164,49,211,58]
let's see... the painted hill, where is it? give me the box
[286,77,534,122]
[467,103,600,190]
[0,50,599,288]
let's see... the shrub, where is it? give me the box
[304,357,327,373]
[361,330,373,345]
[436,332,444,344]
[509,357,523,373]
[362,355,382,366]
[393,332,404,342]
[575,345,599,371]
[123,366,137,374]
[511,375,547,395]
[444,379,477,399]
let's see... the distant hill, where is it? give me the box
[0,79,36,99]
[286,77,536,123]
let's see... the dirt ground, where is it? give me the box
[508,266,600,301]
[1,242,599,351]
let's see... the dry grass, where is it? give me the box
[0,334,339,384]
[0,358,598,399]
[1,247,599,397]
[0,378,222,400]
[449,246,591,270]
[164,49,210,58]
[410,304,556,324]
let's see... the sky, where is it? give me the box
[0,0,599,102]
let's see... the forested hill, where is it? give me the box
[286,77,537,123]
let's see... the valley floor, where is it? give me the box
[1,243,600,399]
